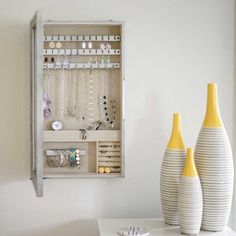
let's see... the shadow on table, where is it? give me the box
[19,219,99,236]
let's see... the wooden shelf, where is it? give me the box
[43,171,123,178]
[43,130,121,142]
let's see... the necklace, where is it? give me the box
[81,67,87,122]
[43,70,52,118]
[99,68,116,128]
[67,70,77,117]
[55,69,65,119]
[87,67,95,125]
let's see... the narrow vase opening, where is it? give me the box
[203,83,223,128]
[182,148,198,177]
[167,113,185,150]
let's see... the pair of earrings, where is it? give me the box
[82,41,93,49]
[99,43,111,51]
[69,148,80,168]
[98,166,111,174]
[44,57,55,63]
[49,41,62,49]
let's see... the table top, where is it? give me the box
[97,218,236,236]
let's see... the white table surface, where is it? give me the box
[97,218,236,236]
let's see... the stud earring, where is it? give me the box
[98,167,105,173]
[56,41,62,49]
[88,41,93,49]
[104,167,111,173]
[82,42,86,50]
[49,41,55,48]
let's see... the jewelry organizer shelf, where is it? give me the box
[30,11,125,196]
[43,130,120,142]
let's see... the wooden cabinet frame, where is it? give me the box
[30,11,125,197]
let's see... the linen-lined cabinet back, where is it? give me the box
[30,11,125,196]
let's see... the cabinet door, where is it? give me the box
[30,11,44,197]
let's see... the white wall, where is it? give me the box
[0,0,235,235]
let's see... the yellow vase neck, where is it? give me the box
[167,113,185,150]
[203,83,223,128]
[182,148,198,177]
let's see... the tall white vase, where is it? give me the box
[160,113,186,225]
[195,83,234,231]
[178,148,203,235]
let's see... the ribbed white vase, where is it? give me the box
[194,83,234,231]
[160,113,186,225]
[178,148,203,235]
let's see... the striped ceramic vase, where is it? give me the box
[195,83,234,231]
[178,148,203,235]
[160,113,186,225]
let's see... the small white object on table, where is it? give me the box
[97,218,236,236]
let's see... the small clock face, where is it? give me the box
[52,120,63,131]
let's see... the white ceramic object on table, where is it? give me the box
[160,113,186,225]
[178,148,202,235]
[194,83,234,232]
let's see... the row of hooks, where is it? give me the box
[44,35,121,42]
[43,62,120,70]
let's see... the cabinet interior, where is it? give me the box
[42,23,123,178]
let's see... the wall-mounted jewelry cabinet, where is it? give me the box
[30,11,125,196]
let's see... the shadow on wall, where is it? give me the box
[17,219,99,236]
[97,91,164,217]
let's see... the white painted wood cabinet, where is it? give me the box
[30,11,125,196]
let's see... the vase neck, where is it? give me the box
[203,83,223,128]
[182,148,198,177]
[167,113,185,150]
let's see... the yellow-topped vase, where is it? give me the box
[195,83,234,231]
[160,113,186,225]
[178,148,203,235]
